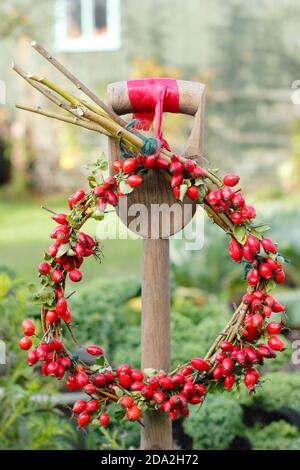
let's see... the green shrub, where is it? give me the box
[172,293,229,324]
[171,312,229,366]
[171,224,241,296]
[69,276,140,355]
[112,304,230,370]
[276,289,300,328]
[183,393,244,449]
[111,324,141,368]
[0,271,76,450]
[0,387,77,450]
[240,372,300,413]
[245,421,300,450]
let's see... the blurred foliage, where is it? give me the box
[245,421,300,451]
[183,394,244,450]
[287,118,300,192]
[276,289,300,329]
[87,403,139,450]
[1,265,300,450]
[240,372,300,414]
[71,273,232,370]
[171,220,242,297]
[0,1,34,38]
[69,276,141,356]
[0,271,76,450]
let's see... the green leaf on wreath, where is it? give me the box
[87,175,97,188]
[179,184,188,201]
[233,225,248,245]
[56,243,71,258]
[251,223,271,233]
[113,386,123,397]
[265,279,276,293]
[248,228,263,240]
[277,253,290,264]
[143,368,157,377]
[43,252,52,262]
[114,408,126,421]
[119,180,134,195]
[97,158,108,171]
[89,364,101,371]
[198,185,208,202]
[182,179,192,188]
[96,356,105,367]
[32,285,55,305]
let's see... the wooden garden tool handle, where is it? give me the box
[107,79,205,117]
[106,78,205,450]
[107,79,206,239]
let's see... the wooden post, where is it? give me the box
[140,238,172,450]
[107,78,205,451]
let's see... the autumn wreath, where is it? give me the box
[14,43,287,429]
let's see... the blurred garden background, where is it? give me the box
[1,0,300,450]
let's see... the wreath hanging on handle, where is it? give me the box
[14,43,287,429]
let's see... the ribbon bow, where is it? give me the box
[127,78,179,152]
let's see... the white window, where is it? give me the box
[55,0,121,52]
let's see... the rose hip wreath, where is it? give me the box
[19,150,287,429]
[13,45,287,430]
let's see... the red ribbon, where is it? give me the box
[127,78,179,151]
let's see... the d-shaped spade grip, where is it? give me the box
[107,78,206,239]
[107,79,205,117]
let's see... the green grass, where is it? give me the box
[0,195,142,285]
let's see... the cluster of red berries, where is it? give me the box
[114,361,208,421]
[229,234,285,284]
[18,152,287,430]
[212,339,277,391]
[19,319,35,351]
[111,154,206,202]
[37,203,99,325]
[206,174,255,223]
[20,319,210,428]
[241,290,285,348]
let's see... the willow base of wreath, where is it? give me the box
[14,45,287,443]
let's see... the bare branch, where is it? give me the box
[31,41,125,126]
[12,62,82,120]
[15,104,110,136]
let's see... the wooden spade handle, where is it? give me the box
[106,79,206,450]
[107,79,205,117]
[107,79,206,238]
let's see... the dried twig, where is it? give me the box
[31,41,125,126]
[16,104,110,136]
[12,62,83,120]
[30,42,171,154]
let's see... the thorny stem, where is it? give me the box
[204,303,243,362]
[41,205,56,215]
